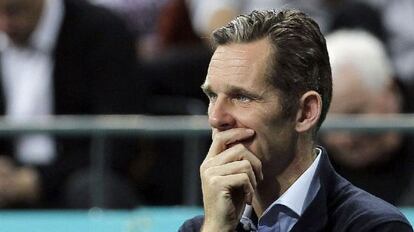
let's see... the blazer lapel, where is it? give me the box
[291,184,328,231]
[291,149,337,232]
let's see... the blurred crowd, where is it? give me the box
[0,0,413,209]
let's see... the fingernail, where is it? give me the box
[246,129,254,135]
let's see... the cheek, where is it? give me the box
[232,104,287,151]
[234,112,269,152]
[247,115,288,156]
[232,109,258,128]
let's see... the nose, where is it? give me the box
[208,97,236,131]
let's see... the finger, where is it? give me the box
[203,160,258,190]
[205,144,263,181]
[207,128,255,159]
[224,173,255,205]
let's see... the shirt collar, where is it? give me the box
[28,0,64,53]
[240,205,258,231]
[267,147,322,217]
[240,147,322,230]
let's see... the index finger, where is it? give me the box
[206,128,255,159]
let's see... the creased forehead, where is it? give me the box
[208,39,272,77]
[208,49,251,78]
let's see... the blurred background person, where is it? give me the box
[363,0,414,105]
[90,0,206,62]
[321,29,414,206]
[90,0,209,101]
[90,0,211,205]
[0,0,145,208]
[90,0,168,60]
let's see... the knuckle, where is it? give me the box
[200,158,213,171]
[200,163,206,174]
[256,161,262,170]
[234,143,244,151]
[209,176,220,185]
[214,133,224,142]
[231,145,245,158]
[232,145,246,158]
[203,167,213,177]
[200,162,210,176]
[241,173,249,182]
[240,159,251,170]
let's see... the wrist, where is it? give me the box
[202,221,235,232]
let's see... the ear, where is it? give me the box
[295,91,322,133]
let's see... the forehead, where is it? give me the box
[205,38,273,89]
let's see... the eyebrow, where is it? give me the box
[228,86,261,99]
[201,83,261,99]
[200,83,211,95]
[200,82,208,91]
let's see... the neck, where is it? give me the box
[252,140,317,216]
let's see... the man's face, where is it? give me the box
[321,68,401,169]
[0,0,43,45]
[203,38,297,175]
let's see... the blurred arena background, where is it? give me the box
[0,0,414,231]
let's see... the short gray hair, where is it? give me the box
[326,29,393,92]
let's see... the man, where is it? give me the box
[0,0,143,207]
[180,9,412,231]
[321,29,414,205]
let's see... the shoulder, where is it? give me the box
[329,177,412,231]
[178,215,204,232]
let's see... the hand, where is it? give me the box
[200,128,263,232]
[0,157,40,207]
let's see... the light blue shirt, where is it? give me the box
[240,148,322,231]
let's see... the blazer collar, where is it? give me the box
[291,146,342,231]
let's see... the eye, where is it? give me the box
[234,94,252,103]
[206,93,217,102]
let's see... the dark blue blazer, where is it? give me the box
[179,147,413,231]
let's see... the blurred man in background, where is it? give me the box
[0,0,143,208]
[322,29,414,205]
